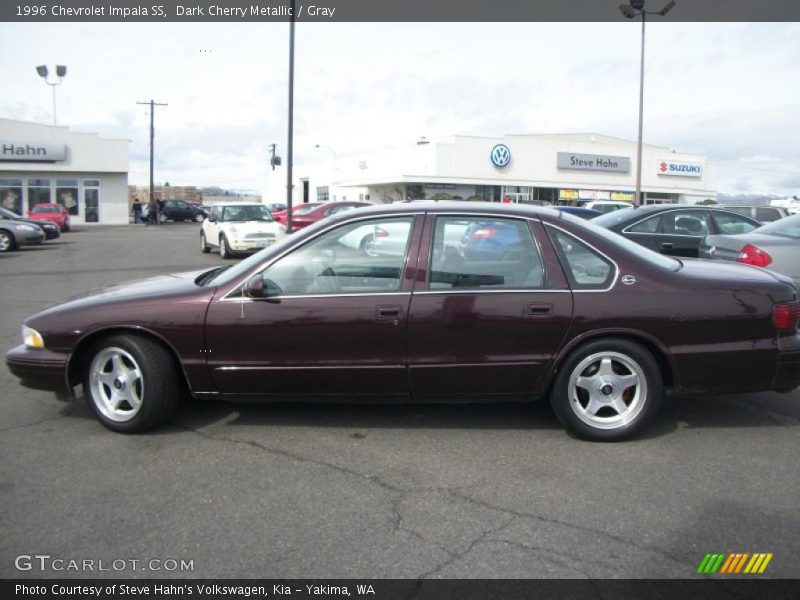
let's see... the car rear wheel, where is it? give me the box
[84,334,180,433]
[200,231,210,253]
[219,234,233,259]
[550,339,662,441]
[194,212,205,223]
[0,230,15,252]
[360,234,378,257]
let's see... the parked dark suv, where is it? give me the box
[159,200,206,223]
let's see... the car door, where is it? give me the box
[204,214,423,398]
[623,209,710,257]
[204,207,222,244]
[407,214,574,400]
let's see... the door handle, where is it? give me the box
[526,303,553,316]
[661,242,674,249]
[376,305,402,320]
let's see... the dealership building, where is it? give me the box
[0,118,129,225]
[267,133,715,206]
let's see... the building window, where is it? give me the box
[83,180,100,223]
[0,179,23,214]
[316,186,329,202]
[56,179,80,216]
[27,179,51,210]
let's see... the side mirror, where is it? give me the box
[245,275,265,298]
[245,275,283,299]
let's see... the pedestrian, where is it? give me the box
[156,199,165,224]
[141,202,150,224]
[131,198,142,224]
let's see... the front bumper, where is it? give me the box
[230,238,279,252]
[6,344,69,393]
[17,229,46,246]
[775,335,800,392]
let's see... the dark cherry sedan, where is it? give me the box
[7,202,800,441]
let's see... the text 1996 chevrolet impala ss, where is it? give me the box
[6,202,800,440]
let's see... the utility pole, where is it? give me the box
[286,0,296,233]
[136,99,168,224]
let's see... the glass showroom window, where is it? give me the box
[56,179,80,216]
[27,179,51,211]
[0,179,23,214]
[83,180,100,223]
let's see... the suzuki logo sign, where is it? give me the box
[658,159,703,177]
[490,144,511,168]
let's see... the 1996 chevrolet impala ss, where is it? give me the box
[7,202,800,440]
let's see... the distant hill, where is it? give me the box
[716,193,792,206]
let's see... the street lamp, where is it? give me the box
[36,65,67,125]
[619,0,676,207]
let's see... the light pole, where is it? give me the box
[36,65,67,125]
[619,0,675,207]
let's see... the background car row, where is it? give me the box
[0,204,68,253]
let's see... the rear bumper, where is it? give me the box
[775,335,800,392]
[5,344,69,392]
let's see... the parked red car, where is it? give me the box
[28,203,70,232]
[274,201,370,229]
[6,202,800,440]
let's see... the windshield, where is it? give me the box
[753,213,800,239]
[221,205,274,222]
[0,207,22,219]
[32,205,61,214]
[293,203,322,215]
[559,212,681,271]
[591,207,640,228]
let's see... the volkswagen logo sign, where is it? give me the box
[490,144,511,168]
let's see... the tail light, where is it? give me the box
[470,226,497,239]
[773,302,799,332]
[374,227,389,238]
[737,244,772,268]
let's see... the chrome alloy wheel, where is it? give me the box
[567,351,646,430]
[0,231,12,252]
[89,347,144,422]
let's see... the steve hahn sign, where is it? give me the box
[557,152,630,173]
[1,140,66,162]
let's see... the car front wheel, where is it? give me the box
[0,230,15,252]
[200,231,210,253]
[84,334,180,433]
[550,339,662,441]
[219,234,233,259]
[194,212,205,222]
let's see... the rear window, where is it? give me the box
[753,213,800,239]
[32,205,60,214]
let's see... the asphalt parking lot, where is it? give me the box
[1,223,799,580]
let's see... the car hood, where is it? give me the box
[32,268,216,318]
[219,220,284,235]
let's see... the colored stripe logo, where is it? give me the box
[696,552,773,574]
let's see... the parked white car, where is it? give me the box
[200,203,286,258]
[581,200,631,214]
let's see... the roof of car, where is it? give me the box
[210,201,263,207]
[343,200,565,220]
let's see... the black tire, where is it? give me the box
[219,234,234,259]
[193,212,205,223]
[0,229,15,253]
[83,334,181,433]
[200,231,210,253]
[360,234,378,257]
[550,338,662,441]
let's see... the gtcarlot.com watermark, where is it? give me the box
[15,554,194,573]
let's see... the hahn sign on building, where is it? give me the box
[557,152,630,173]
[657,159,703,177]
[0,140,67,162]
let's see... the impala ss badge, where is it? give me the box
[621,274,637,285]
[490,144,511,168]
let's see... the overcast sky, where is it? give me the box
[1,22,799,196]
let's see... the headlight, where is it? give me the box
[22,326,45,349]
[278,225,287,234]
[18,224,37,232]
